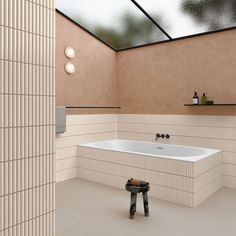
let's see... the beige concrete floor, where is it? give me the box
[56,178,236,236]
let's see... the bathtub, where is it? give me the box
[80,139,220,162]
[78,139,222,207]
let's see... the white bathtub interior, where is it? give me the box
[80,139,221,162]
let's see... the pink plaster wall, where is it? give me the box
[56,13,118,114]
[117,29,236,115]
[56,11,236,115]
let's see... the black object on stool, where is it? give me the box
[125,179,150,219]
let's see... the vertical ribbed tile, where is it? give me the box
[116,114,236,189]
[0,0,55,235]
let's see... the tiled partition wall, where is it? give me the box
[117,115,236,189]
[56,115,117,182]
[0,1,55,236]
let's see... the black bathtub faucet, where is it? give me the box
[155,133,170,141]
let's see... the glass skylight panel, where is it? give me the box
[135,0,236,38]
[56,0,169,49]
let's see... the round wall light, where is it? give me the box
[65,47,76,58]
[65,62,76,74]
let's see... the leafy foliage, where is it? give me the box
[93,12,167,49]
[181,0,236,30]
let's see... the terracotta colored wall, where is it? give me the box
[117,30,236,115]
[57,11,236,115]
[56,13,118,114]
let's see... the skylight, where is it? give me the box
[56,0,236,50]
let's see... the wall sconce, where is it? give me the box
[65,62,76,74]
[65,47,76,58]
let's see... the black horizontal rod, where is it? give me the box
[184,104,236,106]
[130,0,172,40]
[66,106,121,109]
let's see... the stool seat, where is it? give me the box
[125,179,150,219]
[125,184,150,193]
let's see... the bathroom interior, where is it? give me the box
[1,0,236,235]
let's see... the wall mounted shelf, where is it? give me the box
[66,106,121,109]
[184,104,236,106]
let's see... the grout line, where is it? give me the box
[76,166,221,194]
[56,156,77,162]
[0,210,55,232]
[66,122,118,127]
[147,164,222,179]
[223,162,236,166]
[0,124,55,129]
[56,146,77,150]
[77,155,221,179]
[223,174,236,178]
[0,93,55,97]
[118,121,224,128]
[0,153,55,164]
[56,131,116,140]
[57,131,117,139]
[223,151,236,154]
[149,176,222,194]
[25,0,55,11]
[56,166,78,173]
[117,121,236,129]
[0,58,56,68]
[0,24,55,40]
[0,182,55,198]
[117,131,234,141]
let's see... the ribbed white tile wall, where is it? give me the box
[0,0,55,235]
[56,115,117,182]
[117,114,236,189]
[56,114,236,189]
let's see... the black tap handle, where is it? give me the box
[156,133,170,139]
[155,133,161,140]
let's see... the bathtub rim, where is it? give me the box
[78,139,222,163]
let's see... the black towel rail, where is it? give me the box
[66,106,121,109]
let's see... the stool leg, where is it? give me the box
[129,193,137,219]
[142,192,149,217]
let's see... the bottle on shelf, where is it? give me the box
[201,93,207,105]
[192,92,199,105]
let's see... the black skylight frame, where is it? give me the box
[130,0,172,40]
[56,0,236,52]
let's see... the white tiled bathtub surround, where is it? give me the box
[0,0,55,235]
[78,140,222,208]
[56,114,117,182]
[56,114,236,206]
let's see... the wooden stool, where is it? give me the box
[125,181,150,219]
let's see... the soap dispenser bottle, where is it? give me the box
[192,92,199,105]
[201,93,207,105]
